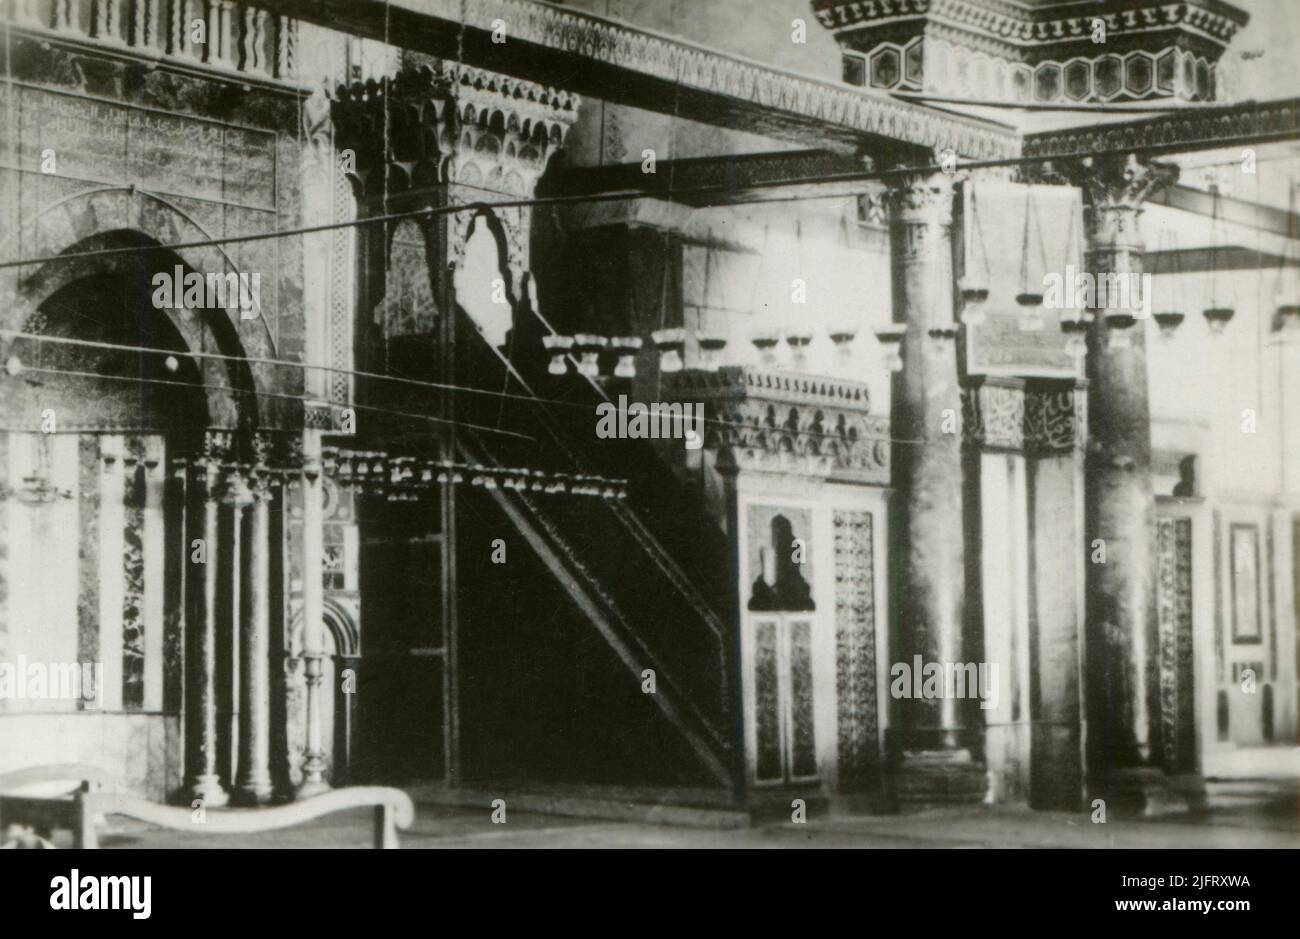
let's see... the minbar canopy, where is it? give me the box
[253,0,1019,160]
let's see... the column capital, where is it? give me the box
[188,458,224,501]
[885,172,955,227]
[222,473,254,507]
[1069,153,1179,211]
[1067,154,1178,255]
[247,432,277,502]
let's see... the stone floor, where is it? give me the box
[91,796,1300,849]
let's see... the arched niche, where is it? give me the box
[0,187,287,435]
[1,229,259,446]
[453,209,516,353]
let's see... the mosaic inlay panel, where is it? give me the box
[1156,516,1196,774]
[834,510,878,791]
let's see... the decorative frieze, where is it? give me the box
[664,367,889,483]
[308,0,1014,159]
[814,0,1246,50]
[961,378,1086,454]
[844,37,1217,104]
[5,0,299,81]
[1023,97,1300,162]
[321,447,628,501]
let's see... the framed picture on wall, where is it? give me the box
[1230,523,1262,644]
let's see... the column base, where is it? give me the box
[892,749,987,807]
[1092,768,1206,817]
[231,780,275,806]
[184,775,230,808]
[294,778,333,799]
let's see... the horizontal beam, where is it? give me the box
[1023,98,1300,161]
[545,149,876,206]
[1146,245,1296,274]
[255,0,1019,159]
[1151,184,1299,240]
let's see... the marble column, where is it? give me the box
[1075,154,1179,805]
[335,655,361,786]
[235,456,275,804]
[222,474,246,786]
[183,444,230,807]
[887,172,966,751]
[296,429,330,797]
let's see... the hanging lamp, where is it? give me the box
[695,238,728,371]
[541,334,573,375]
[1274,177,1300,329]
[1016,185,1046,331]
[749,222,781,365]
[1058,198,1091,360]
[827,211,860,360]
[1203,180,1235,334]
[572,333,607,378]
[652,328,686,373]
[960,181,991,325]
[782,218,814,368]
[874,323,906,373]
[651,226,685,373]
[1152,223,1186,338]
[609,336,643,378]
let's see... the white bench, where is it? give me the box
[0,765,415,848]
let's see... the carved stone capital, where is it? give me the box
[886,172,955,227]
[189,461,224,502]
[203,428,235,461]
[1074,153,1179,211]
[1066,154,1178,253]
[222,471,254,507]
[246,432,277,501]
[886,172,955,268]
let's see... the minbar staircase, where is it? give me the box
[455,314,736,791]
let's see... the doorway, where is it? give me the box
[355,497,446,784]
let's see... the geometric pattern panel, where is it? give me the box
[843,40,1214,104]
[1156,516,1197,775]
[834,510,878,791]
